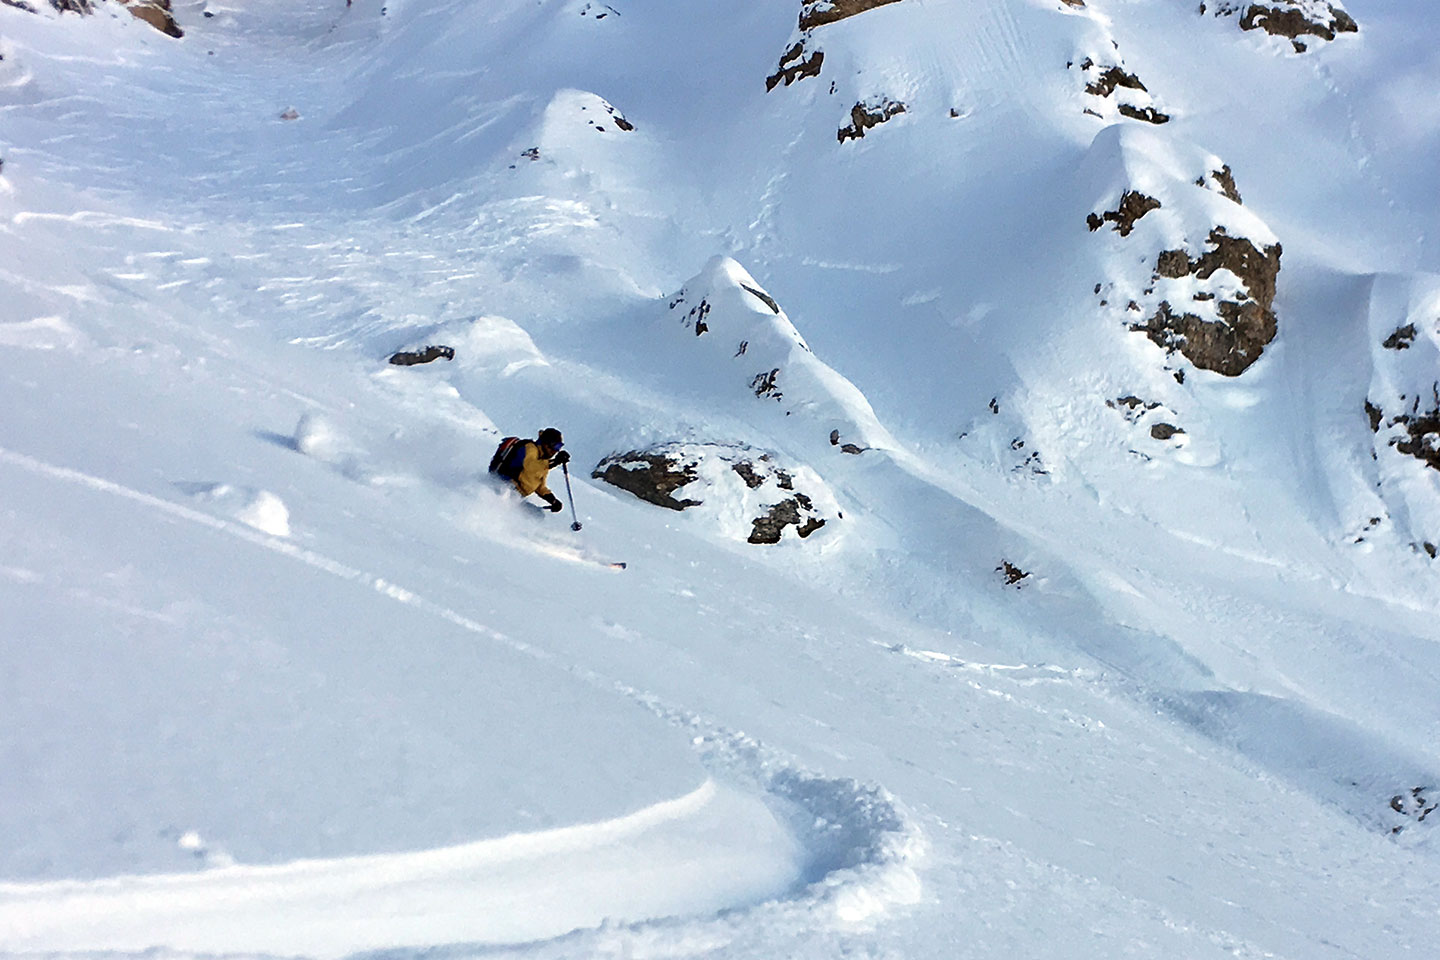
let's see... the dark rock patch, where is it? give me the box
[767,41,824,91]
[1209,166,1243,204]
[1365,399,1384,433]
[752,367,782,400]
[838,98,907,143]
[1383,323,1417,350]
[1117,103,1170,124]
[672,297,712,336]
[120,0,183,38]
[1388,786,1437,835]
[1077,58,1168,124]
[388,345,454,366]
[1107,395,1161,423]
[1130,228,1282,376]
[1387,407,1440,472]
[592,452,704,511]
[1082,62,1147,98]
[1087,191,1160,237]
[799,0,903,30]
[594,442,835,544]
[830,429,866,454]
[741,283,781,314]
[749,494,826,544]
[1,0,39,12]
[1207,1,1357,47]
[1149,422,1185,440]
[1239,2,1357,41]
[997,560,1031,587]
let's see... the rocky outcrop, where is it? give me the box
[1087,191,1160,237]
[767,0,905,92]
[838,98,907,143]
[119,0,182,38]
[592,442,837,544]
[766,42,824,91]
[1077,59,1169,125]
[388,345,454,366]
[1369,390,1440,474]
[1084,127,1282,378]
[1131,229,1282,376]
[592,449,704,511]
[1383,324,1417,350]
[1205,0,1357,50]
[11,0,182,37]
[798,0,903,30]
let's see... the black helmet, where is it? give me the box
[537,427,563,447]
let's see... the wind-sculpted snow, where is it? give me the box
[657,256,895,458]
[5,0,1440,958]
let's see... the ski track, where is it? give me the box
[0,443,924,957]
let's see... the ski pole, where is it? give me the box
[561,462,582,531]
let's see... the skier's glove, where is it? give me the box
[549,450,571,467]
[544,494,565,513]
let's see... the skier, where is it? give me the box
[490,427,571,512]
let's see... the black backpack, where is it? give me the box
[488,436,527,479]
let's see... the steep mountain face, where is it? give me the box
[3,0,1440,957]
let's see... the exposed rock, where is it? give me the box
[1366,399,1384,433]
[838,97,906,143]
[997,560,1031,587]
[1087,191,1161,237]
[749,494,826,544]
[1083,63,1147,99]
[767,41,824,91]
[119,0,183,38]
[829,429,866,454]
[1149,422,1185,440]
[1383,324,1417,350]
[1131,228,1282,376]
[1380,400,1440,473]
[593,442,836,544]
[1107,395,1161,422]
[1207,0,1357,47]
[1240,2,1357,40]
[592,451,704,511]
[1077,58,1169,125]
[742,284,781,314]
[799,0,903,30]
[752,367,782,400]
[1387,787,1438,836]
[1209,165,1243,204]
[34,0,183,37]
[1118,104,1170,124]
[388,345,454,366]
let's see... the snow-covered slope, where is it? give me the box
[3,0,1440,957]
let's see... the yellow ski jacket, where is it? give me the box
[512,441,555,498]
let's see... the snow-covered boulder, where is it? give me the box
[592,442,838,545]
[1082,125,1281,377]
[180,483,292,537]
[1074,58,1168,125]
[1206,0,1357,51]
